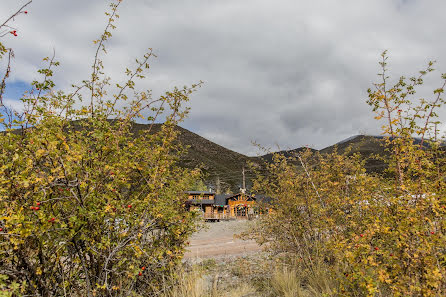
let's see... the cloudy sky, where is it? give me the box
[1,0,446,155]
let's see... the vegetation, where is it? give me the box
[247,52,446,296]
[1,1,446,296]
[0,1,202,296]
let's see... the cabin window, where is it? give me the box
[236,206,247,217]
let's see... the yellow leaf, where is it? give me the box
[36,149,46,158]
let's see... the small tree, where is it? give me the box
[0,1,201,296]
[249,52,446,296]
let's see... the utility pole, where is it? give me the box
[216,176,221,194]
[241,165,246,193]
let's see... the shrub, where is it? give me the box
[0,1,201,295]
[250,52,446,296]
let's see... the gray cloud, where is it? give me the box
[2,0,446,155]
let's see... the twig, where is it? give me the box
[90,0,122,115]
[297,154,325,208]
[0,48,13,106]
[419,79,446,148]
[0,1,32,30]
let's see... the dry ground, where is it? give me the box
[184,220,263,260]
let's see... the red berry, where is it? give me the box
[0,228,3,231]
[35,206,40,211]
[141,266,146,271]
[431,231,435,235]
[360,234,364,237]
[24,11,28,14]
[127,204,132,208]
[390,253,393,257]
[138,272,142,276]
[30,206,34,210]
[374,247,379,251]
[36,202,41,206]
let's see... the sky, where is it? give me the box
[1,0,446,156]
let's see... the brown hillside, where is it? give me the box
[130,123,260,192]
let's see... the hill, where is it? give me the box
[130,123,259,192]
[253,147,317,163]
[11,121,424,191]
[319,135,387,172]
[130,126,398,190]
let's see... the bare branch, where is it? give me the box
[0,48,13,106]
[0,1,32,30]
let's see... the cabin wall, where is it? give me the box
[228,200,255,218]
[186,192,270,220]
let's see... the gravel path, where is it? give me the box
[184,220,263,260]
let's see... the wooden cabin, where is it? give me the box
[185,191,272,221]
[185,191,217,217]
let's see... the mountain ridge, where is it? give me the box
[130,124,395,192]
[9,121,395,192]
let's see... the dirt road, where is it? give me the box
[184,220,263,260]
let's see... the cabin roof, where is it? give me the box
[215,194,231,205]
[224,193,273,204]
[186,199,215,205]
[225,193,255,201]
[186,191,273,206]
[185,191,216,195]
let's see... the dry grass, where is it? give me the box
[267,264,338,297]
[163,237,342,297]
[270,268,304,297]
[160,256,339,297]
[162,269,207,297]
[160,268,257,297]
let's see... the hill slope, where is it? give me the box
[130,123,258,192]
[319,135,387,172]
[130,125,393,190]
[10,121,427,191]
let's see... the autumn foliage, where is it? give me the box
[0,1,201,296]
[250,52,446,296]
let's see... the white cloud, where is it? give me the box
[3,98,25,113]
[1,0,446,155]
